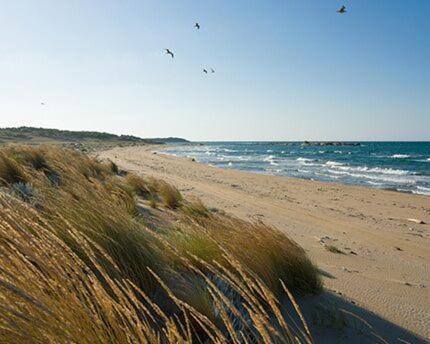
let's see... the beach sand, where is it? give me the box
[98,145,430,341]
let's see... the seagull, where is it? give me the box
[203,69,208,74]
[211,68,215,73]
[337,6,347,14]
[165,48,174,58]
[195,22,200,30]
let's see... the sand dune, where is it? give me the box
[98,145,430,341]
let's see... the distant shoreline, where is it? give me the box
[148,143,428,197]
[158,142,430,197]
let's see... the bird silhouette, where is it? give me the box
[165,48,174,58]
[195,22,200,30]
[203,69,208,74]
[211,68,215,73]
[41,102,45,105]
[337,6,346,14]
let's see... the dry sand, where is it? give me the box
[98,145,430,342]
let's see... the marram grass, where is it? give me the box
[0,144,321,343]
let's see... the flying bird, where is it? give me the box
[195,22,200,30]
[41,102,45,105]
[337,6,347,14]
[165,48,174,58]
[203,69,208,74]
[211,68,215,73]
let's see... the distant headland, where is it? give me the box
[0,126,188,151]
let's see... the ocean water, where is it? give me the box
[162,142,430,196]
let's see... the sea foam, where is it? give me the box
[391,154,410,159]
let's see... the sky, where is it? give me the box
[0,0,429,141]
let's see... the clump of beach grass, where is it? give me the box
[173,214,322,296]
[0,144,322,343]
[7,145,50,171]
[181,196,209,217]
[0,152,28,185]
[124,173,152,198]
[156,179,183,209]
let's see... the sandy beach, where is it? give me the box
[98,145,430,341]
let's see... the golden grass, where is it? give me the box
[172,215,322,296]
[0,152,28,185]
[124,173,152,198]
[154,179,183,209]
[181,197,209,217]
[0,144,321,343]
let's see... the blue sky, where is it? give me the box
[0,0,429,141]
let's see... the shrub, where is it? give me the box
[11,182,38,204]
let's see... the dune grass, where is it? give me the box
[0,144,322,343]
[0,152,28,184]
[172,214,322,296]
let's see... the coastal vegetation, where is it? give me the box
[0,144,321,343]
[0,127,189,152]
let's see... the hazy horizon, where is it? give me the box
[1,1,429,141]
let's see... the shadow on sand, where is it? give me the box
[293,291,428,343]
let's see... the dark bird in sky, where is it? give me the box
[195,22,200,30]
[165,48,174,58]
[337,6,347,14]
[203,69,208,74]
[211,68,215,73]
[41,102,45,105]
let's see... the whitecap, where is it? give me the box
[331,165,411,176]
[263,155,279,166]
[391,154,410,159]
[366,181,383,186]
[325,161,344,167]
[326,169,415,184]
[412,189,430,196]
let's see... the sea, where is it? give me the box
[162,142,430,196]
